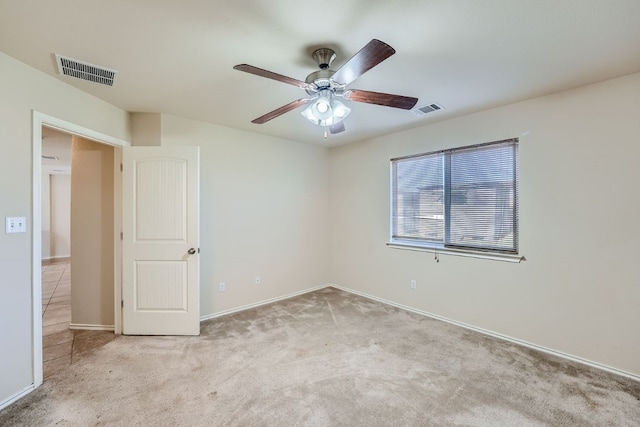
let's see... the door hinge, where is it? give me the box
[120,231,123,240]
[120,163,123,172]
[121,300,124,308]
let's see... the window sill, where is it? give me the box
[387,240,525,263]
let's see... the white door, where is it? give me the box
[122,146,200,335]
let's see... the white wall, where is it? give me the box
[0,51,130,406]
[159,115,330,316]
[328,72,640,376]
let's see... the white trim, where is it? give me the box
[113,147,123,335]
[69,324,115,331]
[36,112,127,147]
[32,120,44,388]
[199,285,327,322]
[31,111,129,393]
[329,283,640,383]
[0,385,36,412]
[387,241,525,263]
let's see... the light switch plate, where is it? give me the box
[6,217,27,233]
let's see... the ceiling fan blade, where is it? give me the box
[330,39,396,86]
[344,89,418,110]
[251,98,311,124]
[329,121,345,134]
[234,64,314,90]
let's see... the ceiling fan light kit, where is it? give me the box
[233,39,418,136]
[300,90,351,127]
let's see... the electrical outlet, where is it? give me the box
[255,276,261,285]
[219,282,225,292]
[410,279,416,289]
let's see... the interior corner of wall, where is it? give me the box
[130,113,162,146]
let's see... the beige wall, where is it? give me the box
[40,171,72,262]
[70,137,115,327]
[50,174,71,259]
[131,113,162,146]
[159,114,331,316]
[40,172,51,260]
[43,133,73,260]
[328,72,640,376]
[0,51,129,404]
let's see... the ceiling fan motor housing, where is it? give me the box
[312,48,336,69]
[305,69,333,94]
[306,48,340,95]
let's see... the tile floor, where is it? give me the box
[42,258,115,379]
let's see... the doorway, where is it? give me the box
[40,128,117,378]
[31,112,127,387]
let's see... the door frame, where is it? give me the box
[31,111,129,387]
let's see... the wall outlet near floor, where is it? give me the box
[410,279,417,289]
[219,282,225,292]
[255,276,261,285]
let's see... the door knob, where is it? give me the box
[188,248,197,255]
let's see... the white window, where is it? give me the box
[390,138,519,256]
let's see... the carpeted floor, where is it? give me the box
[1,287,639,426]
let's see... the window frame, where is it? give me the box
[388,138,523,263]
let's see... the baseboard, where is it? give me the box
[69,323,114,331]
[0,384,36,412]
[200,285,327,322]
[329,283,640,383]
[41,256,70,265]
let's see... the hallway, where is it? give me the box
[42,258,115,378]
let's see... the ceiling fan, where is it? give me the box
[233,39,418,135]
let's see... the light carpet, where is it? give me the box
[1,287,639,426]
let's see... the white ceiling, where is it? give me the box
[2,0,640,147]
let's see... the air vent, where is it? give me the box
[413,102,444,116]
[55,54,118,87]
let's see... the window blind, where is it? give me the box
[392,154,444,242]
[391,139,518,254]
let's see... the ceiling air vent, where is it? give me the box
[55,54,118,87]
[413,102,444,116]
